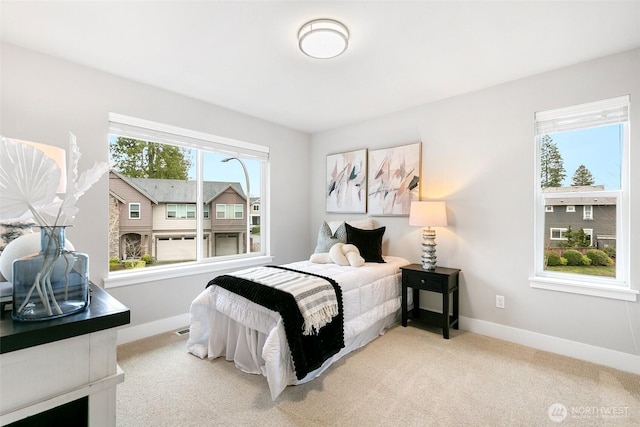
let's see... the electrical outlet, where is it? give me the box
[496,295,505,309]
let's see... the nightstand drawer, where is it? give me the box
[404,271,444,292]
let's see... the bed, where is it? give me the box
[187,221,410,399]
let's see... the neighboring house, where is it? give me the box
[250,197,260,227]
[543,186,616,250]
[109,170,249,262]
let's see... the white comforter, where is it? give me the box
[187,256,410,399]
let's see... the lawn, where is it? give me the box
[545,265,616,277]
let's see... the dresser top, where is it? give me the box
[0,283,130,354]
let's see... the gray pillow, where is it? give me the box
[314,221,347,253]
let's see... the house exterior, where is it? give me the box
[108,170,252,262]
[543,186,616,250]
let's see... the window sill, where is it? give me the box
[103,255,274,289]
[529,276,638,301]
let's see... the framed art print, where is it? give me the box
[367,142,421,216]
[326,149,367,213]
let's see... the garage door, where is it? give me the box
[215,234,238,256]
[156,236,197,261]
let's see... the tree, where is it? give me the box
[571,164,595,186]
[540,135,565,187]
[110,137,192,179]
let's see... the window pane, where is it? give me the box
[203,151,262,255]
[108,116,267,275]
[538,125,625,285]
[540,124,622,191]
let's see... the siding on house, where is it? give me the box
[109,171,249,260]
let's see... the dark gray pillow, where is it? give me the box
[314,221,347,253]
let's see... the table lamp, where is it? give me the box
[409,201,448,270]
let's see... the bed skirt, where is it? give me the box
[187,285,404,400]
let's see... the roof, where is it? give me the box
[113,172,245,204]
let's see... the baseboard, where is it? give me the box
[116,313,190,345]
[460,316,640,376]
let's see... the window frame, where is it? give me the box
[530,95,637,301]
[104,113,272,289]
[128,202,140,219]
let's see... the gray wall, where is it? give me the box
[2,41,639,363]
[1,42,311,327]
[310,48,640,357]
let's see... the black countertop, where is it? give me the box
[0,283,130,354]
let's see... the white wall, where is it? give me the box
[0,43,311,328]
[310,49,640,360]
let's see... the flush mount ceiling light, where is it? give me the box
[298,19,349,59]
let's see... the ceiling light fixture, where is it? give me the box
[298,19,349,59]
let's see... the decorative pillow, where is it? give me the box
[314,221,347,253]
[327,219,375,235]
[345,223,386,263]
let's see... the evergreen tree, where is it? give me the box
[540,135,565,187]
[110,137,191,179]
[571,164,595,186]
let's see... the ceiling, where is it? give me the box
[2,1,639,134]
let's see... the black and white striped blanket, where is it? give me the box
[207,265,344,379]
[224,266,339,335]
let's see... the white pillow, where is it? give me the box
[327,219,375,235]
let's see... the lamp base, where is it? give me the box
[421,227,437,270]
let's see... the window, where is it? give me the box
[532,95,636,301]
[105,113,270,287]
[129,203,140,219]
[550,228,567,241]
[216,204,244,219]
[166,204,197,219]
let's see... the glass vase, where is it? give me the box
[12,226,89,321]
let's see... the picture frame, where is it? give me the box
[325,149,367,213]
[367,142,421,216]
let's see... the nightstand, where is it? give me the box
[401,264,461,339]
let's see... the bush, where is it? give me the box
[546,251,562,266]
[585,249,612,266]
[602,246,616,259]
[124,260,146,269]
[109,257,120,266]
[563,249,584,266]
[581,255,592,266]
[141,254,153,264]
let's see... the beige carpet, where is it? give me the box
[116,325,640,426]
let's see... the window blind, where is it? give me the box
[108,113,269,160]
[535,95,629,135]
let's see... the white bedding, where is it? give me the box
[187,256,410,399]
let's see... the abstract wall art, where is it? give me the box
[367,142,421,216]
[326,149,367,213]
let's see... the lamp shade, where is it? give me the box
[298,19,349,59]
[19,139,67,193]
[409,201,448,227]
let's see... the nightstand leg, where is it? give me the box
[453,287,459,330]
[402,285,408,327]
[442,290,450,339]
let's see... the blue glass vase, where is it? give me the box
[12,226,89,321]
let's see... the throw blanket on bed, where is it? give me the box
[229,266,339,335]
[208,265,344,380]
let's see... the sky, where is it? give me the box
[548,124,622,190]
[109,134,261,197]
[188,151,261,197]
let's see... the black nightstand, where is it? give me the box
[401,264,461,339]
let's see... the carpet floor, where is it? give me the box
[116,325,640,426]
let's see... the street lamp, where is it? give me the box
[221,157,251,254]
